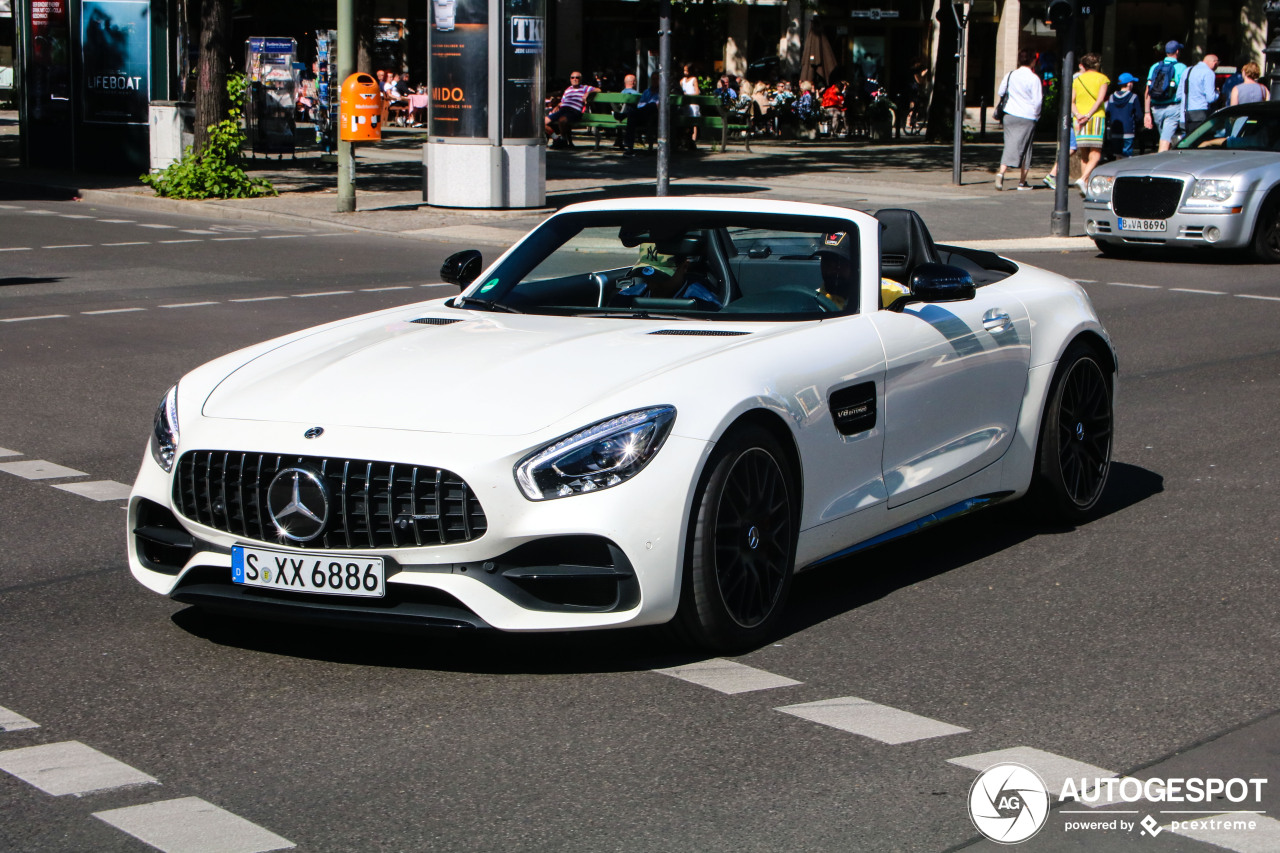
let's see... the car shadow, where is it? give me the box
[171,462,1162,675]
[1094,247,1262,266]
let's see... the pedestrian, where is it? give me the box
[1144,41,1188,152]
[1073,53,1109,193]
[680,63,701,148]
[1105,72,1141,159]
[545,70,599,148]
[1182,53,1219,135]
[615,73,640,150]
[821,79,846,137]
[995,49,1042,191]
[1230,61,1271,105]
[623,75,661,154]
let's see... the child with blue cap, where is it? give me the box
[1106,72,1141,158]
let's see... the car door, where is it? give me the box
[869,285,1032,508]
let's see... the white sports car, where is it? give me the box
[129,198,1116,650]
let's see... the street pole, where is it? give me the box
[949,1,970,186]
[656,0,672,197]
[336,0,356,213]
[1049,1,1078,237]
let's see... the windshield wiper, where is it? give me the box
[452,296,523,313]
[574,311,693,321]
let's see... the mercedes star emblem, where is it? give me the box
[267,467,330,542]
[304,426,324,439]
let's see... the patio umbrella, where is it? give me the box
[800,22,838,85]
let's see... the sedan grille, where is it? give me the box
[1112,176,1185,219]
[173,451,487,549]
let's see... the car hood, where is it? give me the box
[1102,149,1280,180]
[201,308,770,437]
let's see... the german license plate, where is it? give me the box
[232,545,385,598]
[1118,218,1167,232]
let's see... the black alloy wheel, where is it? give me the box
[677,425,796,651]
[1029,343,1114,521]
[1251,196,1280,263]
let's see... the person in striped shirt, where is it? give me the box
[545,71,599,148]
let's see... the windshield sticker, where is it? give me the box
[480,278,499,293]
[824,232,847,246]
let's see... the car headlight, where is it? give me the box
[1088,175,1115,197]
[149,385,180,472]
[1190,179,1234,202]
[515,406,676,501]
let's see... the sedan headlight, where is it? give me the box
[1088,175,1115,197]
[1190,179,1234,202]
[149,385,180,472]
[515,406,676,500]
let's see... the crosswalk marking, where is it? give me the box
[948,746,1113,794]
[654,659,802,694]
[0,741,157,796]
[94,796,295,853]
[0,460,87,480]
[53,480,133,501]
[1166,813,1280,853]
[0,447,20,457]
[777,697,969,744]
[0,706,39,732]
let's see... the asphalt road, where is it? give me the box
[1,194,1277,853]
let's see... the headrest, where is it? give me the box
[874,208,939,279]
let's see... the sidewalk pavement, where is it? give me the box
[0,113,1096,252]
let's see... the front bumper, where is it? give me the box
[1084,196,1257,250]
[128,418,711,633]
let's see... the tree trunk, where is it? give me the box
[193,0,231,153]
[356,0,377,74]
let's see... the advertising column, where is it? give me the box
[424,0,544,208]
[18,0,73,168]
[78,0,149,171]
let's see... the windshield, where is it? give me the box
[1177,110,1280,152]
[459,210,862,320]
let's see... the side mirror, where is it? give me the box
[440,250,483,288]
[901,263,976,307]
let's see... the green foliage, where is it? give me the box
[141,73,276,200]
[1042,77,1061,124]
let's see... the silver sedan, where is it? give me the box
[1083,102,1280,262]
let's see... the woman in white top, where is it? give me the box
[995,49,1044,191]
[680,64,701,146]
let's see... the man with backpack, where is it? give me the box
[1144,40,1188,152]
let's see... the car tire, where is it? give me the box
[1027,342,1114,522]
[1250,194,1280,263]
[675,425,797,652]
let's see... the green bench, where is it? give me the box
[571,92,752,152]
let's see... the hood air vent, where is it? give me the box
[648,329,750,337]
[411,317,464,326]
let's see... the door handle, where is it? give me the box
[983,310,1012,333]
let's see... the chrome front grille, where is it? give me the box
[173,451,487,549]
[1113,176,1185,219]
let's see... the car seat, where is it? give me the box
[874,208,939,285]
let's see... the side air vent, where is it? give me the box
[410,317,463,326]
[648,329,750,337]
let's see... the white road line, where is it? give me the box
[0,706,39,732]
[261,234,307,239]
[159,239,201,244]
[1108,282,1162,289]
[948,746,1114,794]
[42,244,92,249]
[0,459,88,480]
[0,204,22,209]
[777,697,969,744]
[181,229,219,235]
[654,660,802,695]
[1237,294,1280,302]
[362,286,413,292]
[160,302,219,309]
[53,480,133,501]
[103,241,150,247]
[293,290,353,298]
[1170,287,1227,296]
[82,308,145,315]
[1166,813,1280,853]
[1075,279,1099,283]
[24,210,57,215]
[0,247,33,252]
[137,224,178,229]
[1,314,68,323]
[59,214,95,219]
[0,741,158,796]
[94,797,295,853]
[212,237,254,242]
[230,296,288,302]
[0,447,20,457]
[99,219,136,223]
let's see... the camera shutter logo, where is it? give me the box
[968,763,1051,844]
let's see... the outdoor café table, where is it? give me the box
[408,94,430,126]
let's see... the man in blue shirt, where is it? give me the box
[624,76,662,154]
[1144,41,1188,152]
[1183,53,1219,135]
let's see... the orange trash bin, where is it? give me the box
[339,73,383,141]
